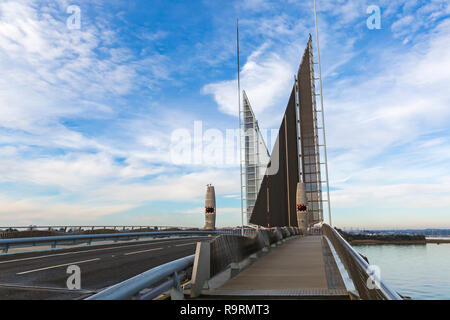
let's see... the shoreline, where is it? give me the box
[350,239,450,245]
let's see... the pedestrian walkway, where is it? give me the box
[205,235,348,299]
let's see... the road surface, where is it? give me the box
[0,237,207,300]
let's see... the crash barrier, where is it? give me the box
[0,227,262,240]
[0,226,200,239]
[0,230,218,253]
[86,255,194,300]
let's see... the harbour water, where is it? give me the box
[355,242,450,300]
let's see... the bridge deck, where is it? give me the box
[207,235,347,298]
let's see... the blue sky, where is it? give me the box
[0,0,449,229]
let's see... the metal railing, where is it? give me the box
[0,225,196,233]
[0,225,196,231]
[86,227,300,300]
[86,254,195,300]
[210,227,299,277]
[0,226,258,237]
[0,226,262,232]
[0,228,265,253]
[0,230,218,253]
[322,224,402,300]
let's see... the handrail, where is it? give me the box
[86,254,195,300]
[0,231,218,253]
[324,224,402,300]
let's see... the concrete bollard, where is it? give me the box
[204,185,216,231]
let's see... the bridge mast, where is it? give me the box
[313,0,332,226]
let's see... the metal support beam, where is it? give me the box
[314,0,332,226]
[237,19,245,236]
[190,241,211,298]
[170,271,185,300]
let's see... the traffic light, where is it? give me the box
[297,205,307,212]
[205,207,215,213]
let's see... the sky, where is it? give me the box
[0,0,449,229]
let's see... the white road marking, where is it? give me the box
[0,283,95,293]
[0,238,200,265]
[175,242,197,247]
[124,247,164,256]
[16,258,100,275]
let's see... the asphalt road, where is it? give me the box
[0,237,208,300]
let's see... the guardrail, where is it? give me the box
[0,230,218,253]
[0,228,262,253]
[0,226,258,238]
[86,254,195,300]
[0,225,197,234]
[0,226,262,233]
[322,224,402,300]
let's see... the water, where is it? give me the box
[354,243,450,300]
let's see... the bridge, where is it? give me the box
[0,225,401,300]
[0,37,403,301]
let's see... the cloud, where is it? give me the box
[390,0,450,40]
[0,0,182,224]
[0,165,241,225]
[391,15,415,37]
[325,18,450,152]
[238,0,273,12]
[92,169,240,203]
[203,1,450,229]
[201,6,358,127]
[202,43,293,120]
[0,0,449,229]
[0,195,134,225]
[321,17,450,228]
[0,0,172,133]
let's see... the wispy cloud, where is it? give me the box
[203,42,293,122]
[203,0,450,228]
[0,0,449,229]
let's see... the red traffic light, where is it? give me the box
[297,205,307,212]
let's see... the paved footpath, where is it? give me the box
[208,235,348,298]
